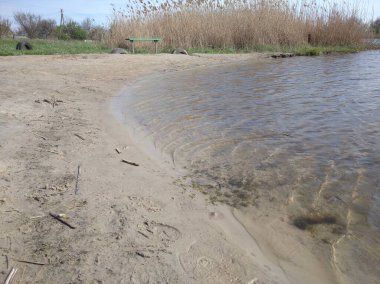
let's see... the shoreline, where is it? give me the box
[0,53,335,283]
[112,58,341,284]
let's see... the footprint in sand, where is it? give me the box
[143,221,181,244]
[178,241,256,283]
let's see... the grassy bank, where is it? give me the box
[106,0,369,52]
[0,38,364,57]
[0,39,109,56]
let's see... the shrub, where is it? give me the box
[58,20,87,40]
[38,19,57,38]
[0,16,12,37]
[81,18,107,41]
[371,17,380,35]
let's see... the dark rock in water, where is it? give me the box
[293,214,337,230]
[16,41,33,50]
[271,53,294,59]
[111,48,128,54]
[171,48,188,55]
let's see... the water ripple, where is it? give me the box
[116,51,380,282]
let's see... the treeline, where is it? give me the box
[0,12,106,41]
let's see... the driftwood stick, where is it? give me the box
[49,213,76,229]
[31,132,47,140]
[137,231,149,239]
[7,236,11,251]
[136,251,150,258]
[11,258,47,266]
[121,159,139,167]
[74,133,85,141]
[5,255,9,269]
[74,165,80,195]
[4,267,17,284]
[115,148,121,154]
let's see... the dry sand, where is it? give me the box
[0,53,337,283]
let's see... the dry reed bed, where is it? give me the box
[105,0,368,51]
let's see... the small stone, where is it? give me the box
[110,48,128,54]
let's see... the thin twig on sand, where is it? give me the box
[115,148,121,154]
[137,231,149,239]
[74,133,85,141]
[49,213,76,229]
[31,132,47,140]
[4,267,17,284]
[11,258,47,266]
[75,165,80,195]
[121,159,139,167]
[136,251,150,258]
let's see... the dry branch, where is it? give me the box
[136,251,150,258]
[4,267,17,284]
[74,165,80,195]
[49,213,76,229]
[137,231,149,239]
[31,132,47,140]
[121,159,139,167]
[11,258,47,266]
[74,133,85,141]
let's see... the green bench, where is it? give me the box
[125,38,161,54]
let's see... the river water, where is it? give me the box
[115,51,380,283]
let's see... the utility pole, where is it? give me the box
[59,9,64,38]
[60,9,64,26]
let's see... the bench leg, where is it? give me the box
[154,41,158,54]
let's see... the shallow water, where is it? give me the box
[115,51,380,282]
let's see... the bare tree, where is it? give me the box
[0,16,12,37]
[371,17,380,35]
[14,12,41,38]
[81,18,106,41]
[38,19,56,38]
[88,26,107,41]
[81,17,94,33]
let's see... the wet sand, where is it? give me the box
[0,53,340,283]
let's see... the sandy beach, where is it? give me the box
[0,53,339,283]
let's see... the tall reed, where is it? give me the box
[105,0,369,50]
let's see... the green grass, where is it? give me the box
[0,38,363,56]
[0,38,110,56]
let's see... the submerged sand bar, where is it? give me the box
[0,53,338,283]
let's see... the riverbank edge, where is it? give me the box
[111,56,343,284]
[1,37,376,56]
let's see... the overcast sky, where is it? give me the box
[1,0,380,26]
